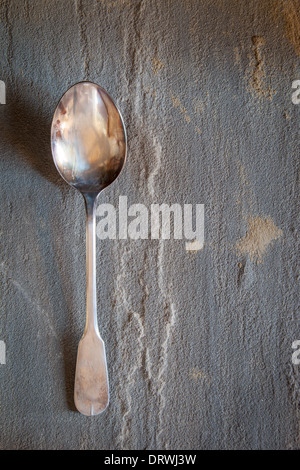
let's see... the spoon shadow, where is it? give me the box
[62,333,78,412]
[0,77,65,188]
[0,77,83,411]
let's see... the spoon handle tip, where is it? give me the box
[74,333,109,416]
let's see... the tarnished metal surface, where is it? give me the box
[51,81,126,416]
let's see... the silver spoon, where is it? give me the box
[51,81,126,416]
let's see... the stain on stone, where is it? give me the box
[192,97,205,114]
[23,0,31,21]
[234,46,242,68]
[276,0,300,57]
[190,368,211,384]
[246,36,275,100]
[284,1,300,57]
[170,92,191,123]
[237,261,246,286]
[152,57,165,75]
[144,86,156,98]
[236,216,283,262]
[170,91,202,134]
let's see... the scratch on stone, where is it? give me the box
[120,309,145,448]
[115,244,147,449]
[156,241,177,449]
[285,363,300,449]
[114,244,132,449]
[235,216,283,263]
[145,347,152,381]
[157,301,176,449]
[147,135,162,197]
[0,262,57,338]
[138,264,152,382]
[235,159,255,214]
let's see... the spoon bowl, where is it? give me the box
[51,81,126,193]
[51,82,126,415]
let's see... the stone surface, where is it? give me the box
[0,0,299,450]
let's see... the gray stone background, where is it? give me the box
[0,0,299,450]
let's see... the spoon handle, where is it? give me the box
[74,194,109,416]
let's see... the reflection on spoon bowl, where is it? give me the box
[51,81,126,194]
